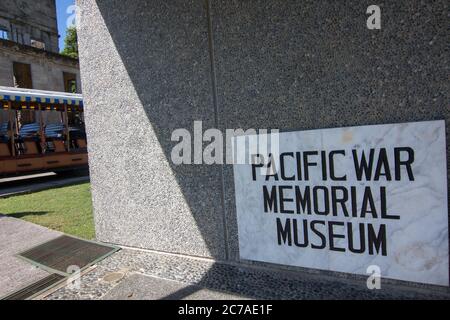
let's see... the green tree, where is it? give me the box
[61,26,79,59]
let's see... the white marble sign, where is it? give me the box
[233,120,448,286]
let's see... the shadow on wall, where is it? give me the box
[90,0,449,298]
[92,0,362,299]
[93,0,228,259]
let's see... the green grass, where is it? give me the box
[0,182,95,239]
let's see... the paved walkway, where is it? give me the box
[1,216,449,300]
[46,247,450,300]
[0,215,61,298]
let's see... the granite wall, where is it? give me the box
[77,0,449,285]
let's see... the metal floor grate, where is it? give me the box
[17,235,119,276]
[2,274,65,300]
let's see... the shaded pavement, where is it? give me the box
[0,170,89,198]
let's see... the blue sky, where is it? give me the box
[56,0,75,52]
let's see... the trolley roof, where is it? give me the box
[0,86,83,106]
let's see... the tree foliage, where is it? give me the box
[61,26,79,59]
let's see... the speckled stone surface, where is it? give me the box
[211,0,449,261]
[77,0,226,258]
[101,273,248,300]
[46,249,450,300]
[77,0,449,290]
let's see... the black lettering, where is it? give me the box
[265,154,279,181]
[351,186,358,217]
[374,148,392,181]
[352,149,375,181]
[310,220,326,249]
[251,154,264,181]
[303,151,318,181]
[368,224,387,256]
[331,186,349,217]
[263,185,278,213]
[380,186,400,219]
[329,150,347,181]
[328,221,345,252]
[279,186,294,214]
[296,152,302,180]
[295,186,311,214]
[293,219,309,247]
[394,147,415,181]
[361,187,377,218]
[280,152,295,181]
[313,186,329,215]
[321,150,327,181]
[348,222,366,254]
[276,218,292,246]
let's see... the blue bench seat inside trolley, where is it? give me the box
[0,122,8,133]
[18,123,66,140]
[18,122,40,140]
[0,122,9,142]
[45,123,65,139]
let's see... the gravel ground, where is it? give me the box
[46,248,450,300]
